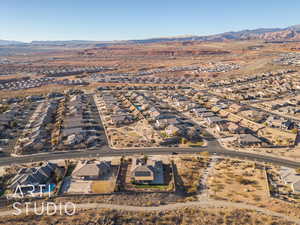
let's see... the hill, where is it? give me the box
[0,40,24,46]
[2,24,300,47]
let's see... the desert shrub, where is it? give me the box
[236,177,257,185]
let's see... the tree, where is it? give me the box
[143,154,148,163]
[237,177,257,185]
[291,128,298,134]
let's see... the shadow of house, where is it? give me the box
[171,161,186,195]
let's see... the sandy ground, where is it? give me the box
[91,181,115,194]
[66,180,92,194]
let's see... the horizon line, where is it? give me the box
[1,23,298,43]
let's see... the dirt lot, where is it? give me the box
[208,159,269,204]
[174,155,209,194]
[208,158,300,220]
[95,91,162,149]
[91,180,115,194]
[108,120,162,148]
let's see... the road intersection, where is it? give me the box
[0,139,299,168]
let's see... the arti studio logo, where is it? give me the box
[10,184,76,216]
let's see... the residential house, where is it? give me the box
[227,122,248,134]
[192,108,209,116]
[205,116,225,126]
[110,115,133,127]
[215,123,229,133]
[9,162,61,193]
[72,161,111,180]
[266,116,284,128]
[229,103,247,113]
[279,167,300,193]
[148,107,160,119]
[156,118,179,129]
[61,95,85,145]
[131,157,164,184]
[281,120,295,131]
[237,134,262,147]
[165,124,180,136]
[199,112,215,119]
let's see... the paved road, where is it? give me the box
[0,139,300,168]
[1,199,299,224]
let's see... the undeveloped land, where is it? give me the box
[0,207,296,225]
[175,156,209,194]
[208,159,300,220]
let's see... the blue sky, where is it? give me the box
[1,0,300,42]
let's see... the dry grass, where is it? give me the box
[91,180,115,194]
[208,158,300,220]
[259,127,296,146]
[0,207,295,225]
[209,159,269,205]
[175,156,208,193]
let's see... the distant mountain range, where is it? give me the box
[0,40,25,45]
[1,24,300,46]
